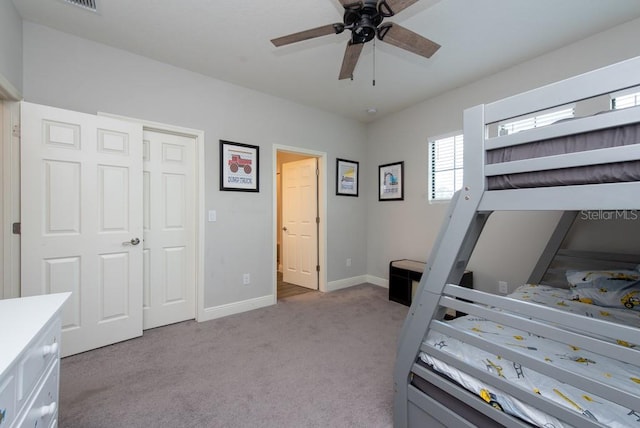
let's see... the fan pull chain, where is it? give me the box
[372,38,376,87]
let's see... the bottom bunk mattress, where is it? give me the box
[417,284,640,428]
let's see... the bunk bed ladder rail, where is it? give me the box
[527,211,578,285]
[394,87,490,428]
[421,284,640,427]
[394,199,489,424]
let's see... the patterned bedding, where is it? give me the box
[418,284,640,427]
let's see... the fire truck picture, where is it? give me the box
[228,154,252,174]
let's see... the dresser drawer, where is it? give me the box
[0,371,16,428]
[0,293,69,428]
[16,361,59,428]
[17,318,61,407]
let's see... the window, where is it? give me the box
[612,91,640,110]
[428,133,463,201]
[498,107,574,135]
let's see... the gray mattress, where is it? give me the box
[486,119,640,190]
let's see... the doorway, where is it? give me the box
[274,146,327,300]
[100,112,205,328]
[141,128,197,330]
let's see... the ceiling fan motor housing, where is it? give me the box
[345,1,384,44]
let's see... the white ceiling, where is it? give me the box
[12,0,640,122]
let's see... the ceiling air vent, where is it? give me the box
[63,0,98,12]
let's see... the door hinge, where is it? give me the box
[12,125,20,138]
[12,222,20,234]
[316,265,320,272]
[316,217,320,224]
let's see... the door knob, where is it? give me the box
[282,227,288,231]
[123,238,141,246]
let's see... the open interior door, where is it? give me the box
[282,158,318,290]
[20,102,143,357]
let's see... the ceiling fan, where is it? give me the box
[271,0,441,80]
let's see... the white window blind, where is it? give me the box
[498,107,574,135]
[428,134,463,201]
[612,91,640,110]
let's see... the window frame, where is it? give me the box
[497,107,575,136]
[427,131,464,202]
[611,89,640,110]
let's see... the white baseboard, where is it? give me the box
[199,294,275,322]
[198,275,389,322]
[366,275,388,288]
[326,275,388,292]
[326,275,366,292]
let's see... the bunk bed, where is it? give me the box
[393,55,640,428]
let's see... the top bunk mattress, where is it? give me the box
[486,113,640,190]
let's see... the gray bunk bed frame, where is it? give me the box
[393,56,640,428]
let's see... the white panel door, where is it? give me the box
[142,130,195,329]
[282,158,318,289]
[20,102,143,357]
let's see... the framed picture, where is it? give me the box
[336,158,359,197]
[379,161,404,201]
[220,140,259,192]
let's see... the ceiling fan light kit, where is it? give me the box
[271,0,440,80]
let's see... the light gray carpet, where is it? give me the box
[59,284,408,428]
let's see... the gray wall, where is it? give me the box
[17,15,640,307]
[365,17,640,293]
[22,22,368,309]
[0,0,23,95]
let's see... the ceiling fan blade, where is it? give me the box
[271,23,343,47]
[377,23,440,58]
[339,42,364,80]
[378,0,419,16]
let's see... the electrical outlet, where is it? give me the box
[498,281,508,294]
[243,273,250,285]
[346,258,352,267]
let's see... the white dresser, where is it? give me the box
[0,293,70,428]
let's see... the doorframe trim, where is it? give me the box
[2,101,20,300]
[99,112,206,322]
[1,73,22,300]
[273,145,328,294]
[0,73,21,102]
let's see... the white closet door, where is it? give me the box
[142,130,195,329]
[20,102,143,357]
[282,158,318,290]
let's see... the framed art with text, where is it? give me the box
[220,140,259,192]
[336,158,359,196]
[378,161,404,201]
